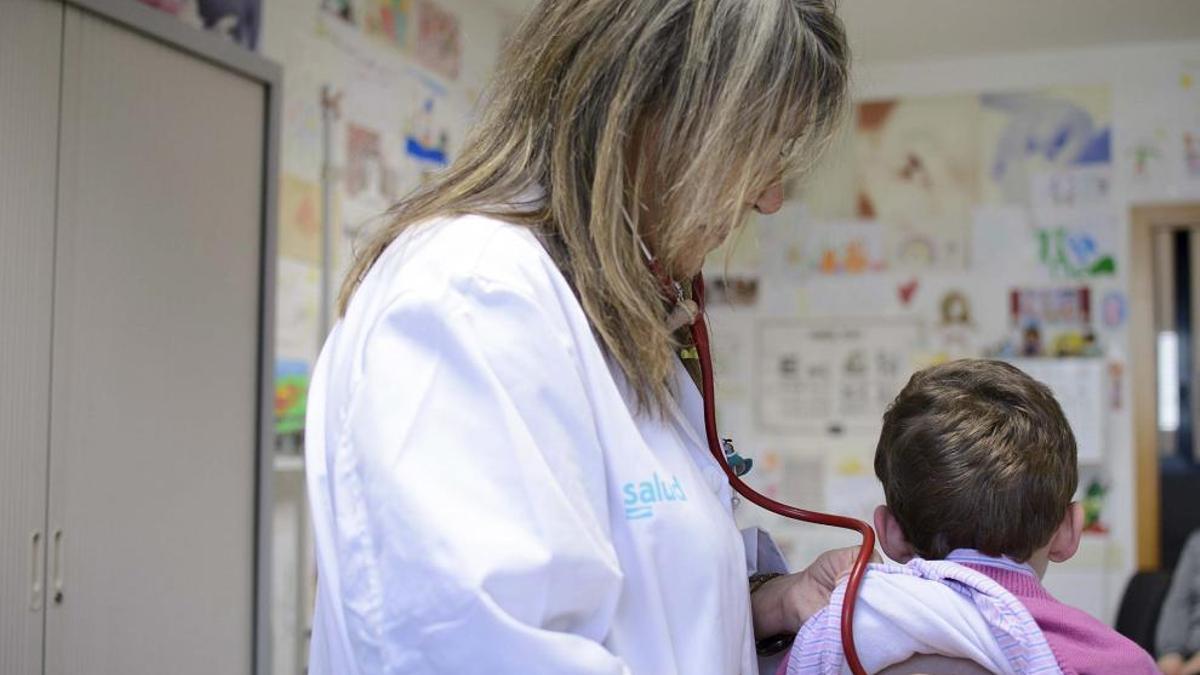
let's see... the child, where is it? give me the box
[783,359,1156,674]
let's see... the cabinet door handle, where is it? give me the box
[51,528,64,605]
[30,531,43,611]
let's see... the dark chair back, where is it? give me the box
[1114,570,1174,655]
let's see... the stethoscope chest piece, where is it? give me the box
[721,438,753,477]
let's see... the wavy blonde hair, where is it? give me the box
[339,0,850,411]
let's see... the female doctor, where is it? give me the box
[305,0,854,672]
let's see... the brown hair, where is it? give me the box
[874,359,1078,561]
[337,0,850,412]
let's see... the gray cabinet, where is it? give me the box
[0,2,278,673]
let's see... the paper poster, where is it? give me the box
[754,201,803,280]
[275,359,310,435]
[757,319,922,434]
[1030,166,1111,219]
[415,0,462,80]
[856,96,980,270]
[970,205,1033,274]
[279,174,323,264]
[276,257,322,364]
[1008,286,1095,358]
[280,68,325,176]
[1124,125,1173,196]
[802,221,888,276]
[979,86,1112,205]
[1185,128,1200,181]
[363,0,409,52]
[403,74,453,169]
[138,0,261,50]
[1034,211,1118,278]
[321,0,356,25]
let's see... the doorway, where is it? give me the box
[1132,204,1200,571]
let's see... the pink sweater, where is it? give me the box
[960,562,1157,675]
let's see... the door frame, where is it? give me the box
[62,1,281,671]
[1130,202,1200,570]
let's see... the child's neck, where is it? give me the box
[1026,549,1050,580]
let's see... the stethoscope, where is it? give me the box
[668,270,876,675]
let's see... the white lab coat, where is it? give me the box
[305,213,777,675]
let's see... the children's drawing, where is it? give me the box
[1101,291,1127,329]
[855,96,980,270]
[897,279,919,307]
[321,0,356,25]
[414,0,461,80]
[404,95,450,166]
[139,0,261,49]
[279,174,322,264]
[1185,129,1200,179]
[275,360,310,435]
[979,87,1112,205]
[363,0,409,51]
[798,221,887,276]
[345,122,396,199]
[1035,217,1117,278]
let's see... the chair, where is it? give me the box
[1114,570,1174,655]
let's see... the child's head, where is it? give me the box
[872,359,1083,575]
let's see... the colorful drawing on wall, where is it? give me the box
[275,360,310,435]
[1124,126,1169,192]
[139,0,261,49]
[798,221,887,276]
[1035,214,1118,278]
[1007,286,1096,358]
[855,96,979,270]
[1185,129,1200,179]
[897,278,919,307]
[414,0,462,80]
[321,0,357,24]
[1101,290,1128,329]
[979,87,1112,205]
[404,95,450,166]
[345,122,397,199]
[279,174,323,264]
[363,0,409,51]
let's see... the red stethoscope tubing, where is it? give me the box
[689,274,875,675]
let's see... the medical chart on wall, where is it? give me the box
[756,319,923,435]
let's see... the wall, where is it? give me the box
[719,40,1200,626]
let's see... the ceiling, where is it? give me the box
[487,0,1200,64]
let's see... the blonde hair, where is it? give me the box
[339,0,850,411]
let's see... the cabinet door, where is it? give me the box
[0,1,63,673]
[46,6,265,674]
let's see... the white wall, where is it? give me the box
[721,39,1200,625]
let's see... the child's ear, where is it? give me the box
[874,505,915,563]
[1047,502,1084,563]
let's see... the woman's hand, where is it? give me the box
[750,546,876,639]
